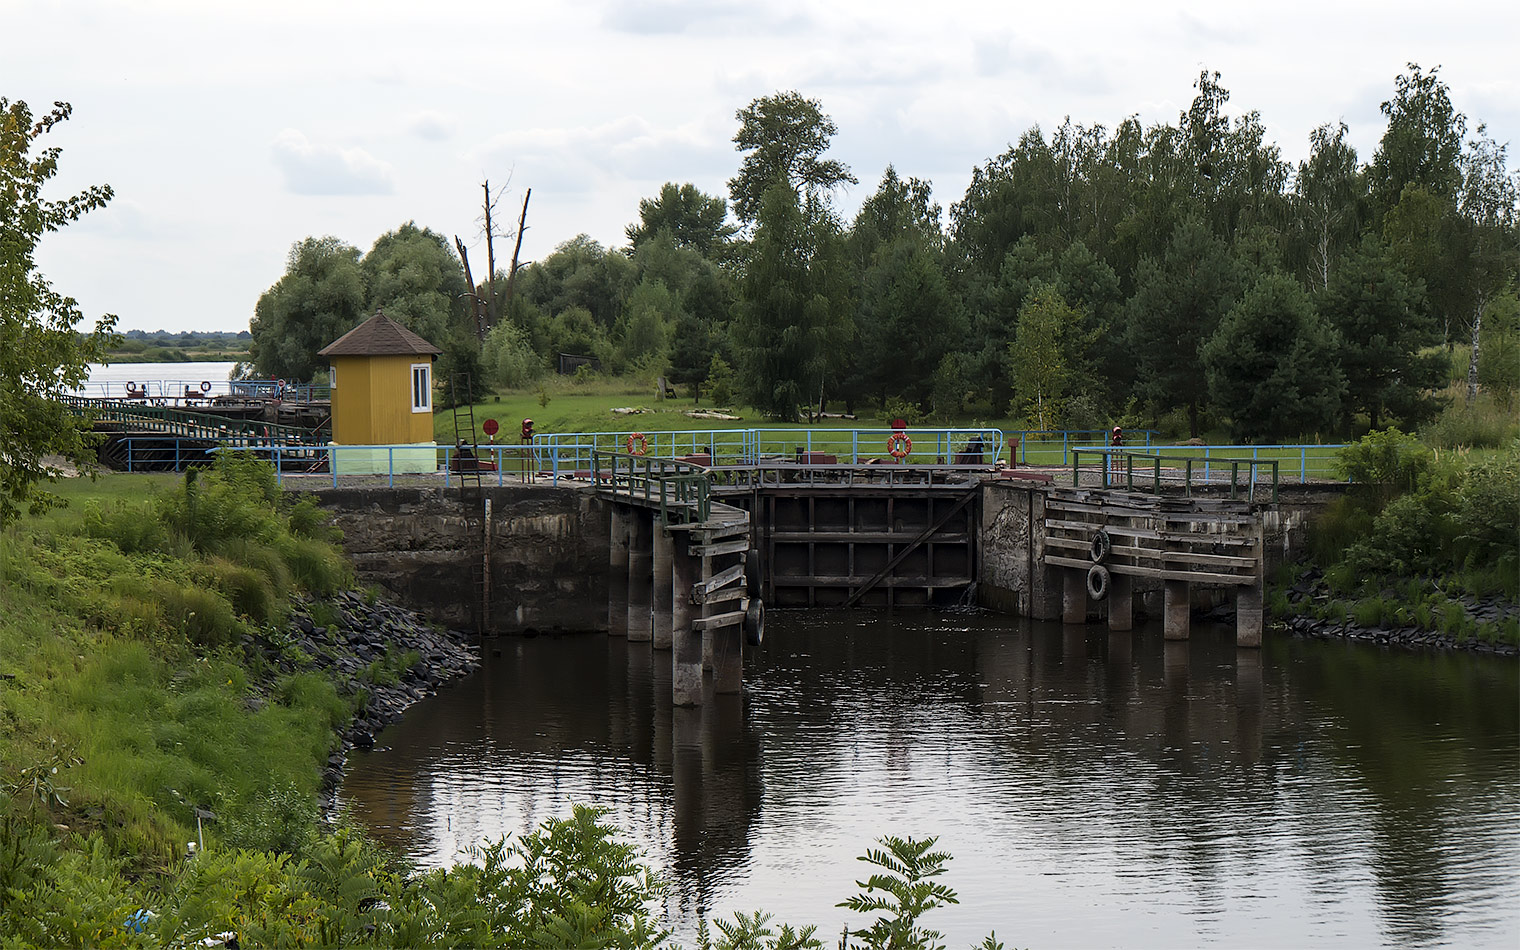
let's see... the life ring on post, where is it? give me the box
[1087,564,1110,600]
[626,432,649,456]
[886,432,912,460]
[1090,529,1112,563]
[200,380,212,393]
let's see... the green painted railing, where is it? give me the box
[61,395,329,446]
[593,451,711,524]
[1072,447,1281,502]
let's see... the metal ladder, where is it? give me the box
[449,375,489,635]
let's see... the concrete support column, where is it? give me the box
[713,582,743,694]
[1235,582,1263,648]
[1108,574,1133,632]
[627,513,653,642]
[671,536,703,706]
[608,505,630,637]
[1164,579,1191,641]
[652,523,673,650]
[1062,567,1087,625]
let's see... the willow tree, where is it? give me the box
[0,99,117,525]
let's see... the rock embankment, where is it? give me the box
[240,590,479,798]
[1277,568,1519,657]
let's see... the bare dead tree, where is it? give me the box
[453,236,486,342]
[504,188,531,315]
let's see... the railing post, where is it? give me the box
[388,446,395,488]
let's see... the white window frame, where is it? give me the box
[411,362,432,413]
[329,363,337,389]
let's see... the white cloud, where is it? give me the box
[270,130,397,196]
[599,0,813,36]
[406,112,457,141]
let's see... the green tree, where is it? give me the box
[728,91,856,225]
[625,182,736,257]
[250,236,367,382]
[854,240,961,411]
[1368,64,1467,223]
[1320,238,1445,429]
[1456,124,1520,403]
[1290,122,1367,290]
[1125,216,1244,436]
[732,185,852,420]
[1201,272,1346,442]
[613,277,674,369]
[515,235,635,331]
[1007,285,1088,430]
[1477,291,1519,406]
[0,99,118,525]
[481,319,545,389]
[666,311,713,401]
[361,222,468,345]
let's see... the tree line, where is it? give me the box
[248,65,1519,440]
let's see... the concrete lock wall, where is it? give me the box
[304,485,609,635]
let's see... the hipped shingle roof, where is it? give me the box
[318,312,442,357]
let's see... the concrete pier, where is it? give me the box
[609,505,630,637]
[1108,574,1133,632]
[652,522,673,650]
[1236,582,1263,648]
[1164,579,1190,641]
[672,535,703,706]
[627,513,653,642]
[1062,568,1087,624]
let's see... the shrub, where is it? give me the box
[1336,427,1433,507]
[1343,490,1457,582]
[202,558,280,625]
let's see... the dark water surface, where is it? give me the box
[339,612,1520,948]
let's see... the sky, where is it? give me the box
[6,0,1517,334]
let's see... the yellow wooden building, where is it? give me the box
[318,312,441,474]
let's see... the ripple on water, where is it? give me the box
[339,612,1520,949]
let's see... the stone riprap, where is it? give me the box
[239,589,479,799]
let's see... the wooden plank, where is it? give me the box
[1042,518,1255,549]
[694,561,745,596]
[692,584,748,606]
[843,489,977,607]
[692,608,747,630]
[771,575,971,589]
[691,538,751,557]
[770,530,970,543]
[1044,553,1254,585]
[1043,536,1257,568]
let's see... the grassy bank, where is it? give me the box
[0,460,999,948]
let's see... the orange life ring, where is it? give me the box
[626,432,649,456]
[887,432,912,460]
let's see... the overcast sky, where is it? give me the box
[7,0,1517,333]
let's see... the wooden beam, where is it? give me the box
[1044,553,1254,585]
[692,608,747,631]
[691,538,751,557]
[694,561,745,597]
[1043,536,1258,568]
[691,584,748,606]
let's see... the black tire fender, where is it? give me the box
[744,598,765,647]
[1090,529,1112,563]
[1087,564,1110,600]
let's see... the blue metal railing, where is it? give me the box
[181,442,595,487]
[535,427,1005,465]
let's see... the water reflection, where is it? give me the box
[340,611,1520,949]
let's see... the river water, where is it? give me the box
[338,611,1520,948]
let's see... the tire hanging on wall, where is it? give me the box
[1087,564,1110,601]
[1090,529,1112,563]
[744,598,765,646]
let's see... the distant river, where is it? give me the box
[339,611,1520,948]
[79,361,239,399]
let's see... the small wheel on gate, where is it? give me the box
[744,598,765,647]
[200,380,212,393]
[1090,529,1112,563]
[1087,564,1110,600]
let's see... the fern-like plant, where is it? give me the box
[837,835,959,950]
